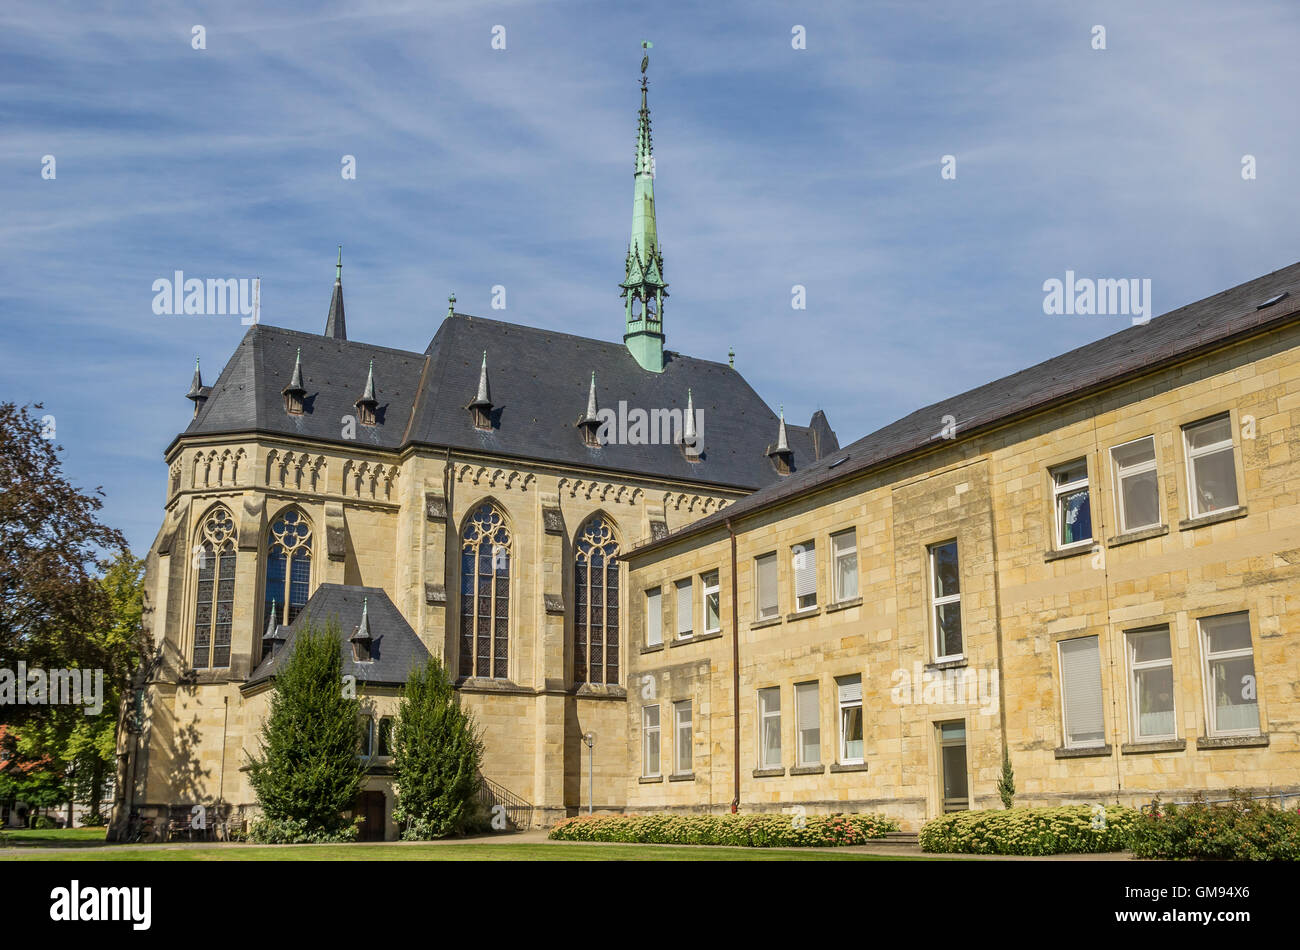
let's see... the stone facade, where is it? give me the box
[623,322,1300,831]
[124,433,744,835]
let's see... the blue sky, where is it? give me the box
[3,0,1298,555]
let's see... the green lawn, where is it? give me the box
[4,838,921,861]
[0,827,110,848]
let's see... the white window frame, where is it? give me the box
[795,680,821,767]
[675,578,693,640]
[792,541,817,612]
[701,570,721,634]
[1111,436,1161,534]
[644,586,662,647]
[758,687,781,769]
[837,674,864,765]
[1183,414,1240,518]
[673,700,693,774]
[929,540,963,662]
[641,704,661,777]
[831,529,858,604]
[754,552,778,621]
[1198,612,1260,738]
[1126,627,1177,742]
[1051,458,1092,549]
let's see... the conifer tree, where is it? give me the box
[997,752,1016,809]
[392,656,484,839]
[245,620,365,841]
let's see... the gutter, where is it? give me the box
[728,518,740,814]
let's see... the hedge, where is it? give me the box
[919,805,1140,855]
[1130,795,1300,861]
[548,812,899,847]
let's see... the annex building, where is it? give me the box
[117,55,1300,838]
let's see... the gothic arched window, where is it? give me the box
[574,515,621,685]
[263,508,313,633]
[192,506,237,669]
[459,503,510,679]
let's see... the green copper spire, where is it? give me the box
[621,40,667,373]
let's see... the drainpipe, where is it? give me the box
[728,519,740,814]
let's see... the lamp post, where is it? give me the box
[582,732,595,814]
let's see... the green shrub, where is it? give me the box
[548,812,898,847]
[244,620,367,841]
[246,815,360,844]
[392,657,485,840]
[920,805,1140,855]
[31,814,57,829]
[1130,794,1300,861]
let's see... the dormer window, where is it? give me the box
[354,359,379,427]
[467,350,493,430]
[282,347,307,415]
[578,371,603,447]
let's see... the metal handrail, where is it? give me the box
[476,775,533,830]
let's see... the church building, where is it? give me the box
[117,53,837,838]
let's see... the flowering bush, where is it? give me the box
[919,805,1140,855]
[548,812,898,847]
[1130,794,1300,861]
[246,815,361,844]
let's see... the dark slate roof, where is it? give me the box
[174,314,837,492]
[246,584,430,688]
[634,260,1300,554]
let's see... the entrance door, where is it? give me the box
[938,721,968,813]
[356,791,386,841]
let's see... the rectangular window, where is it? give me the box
[792,541,817,611]
[938,720,969,812]
[1127,627,1176,741]
[358,715,374,757]
[645,587,662,647]
[674,700,693,774]
[1199,612,1259,736]
[1112,436,1160,533]
[377,717,394,757]
[758,687,781,769]
[702,570,720,633]
[675,579,693,639]
[1184,415,1239,517]
[837,675,863,763]
[1052,458,1092,547]
[795,681,820,766]
[929,540,962,660]
[1059,635,1105,748]
[642,705,661,777]
[832,529,858,603]
[755,553,778,620]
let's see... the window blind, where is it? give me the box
[646,588,662,645]
[793,543,816,599]
[676,580,692,634]
[838,674,862,704]
[756,554,777,616]
[1060,636,1104,746]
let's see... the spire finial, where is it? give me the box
[324,248,347,339]
[622,42,667,373]
[187,357,206,408]
[776,405,789,453]
[448,292,456,319]
[351,595,372,643]
[728,347,735,368]
[585,371,599,421]
[683,388,696,442]
[473,350,492,407]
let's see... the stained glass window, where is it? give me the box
[264,508,313,632]
[460,503,510,679]
[574,515,621,685]
[192,506,237,669]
